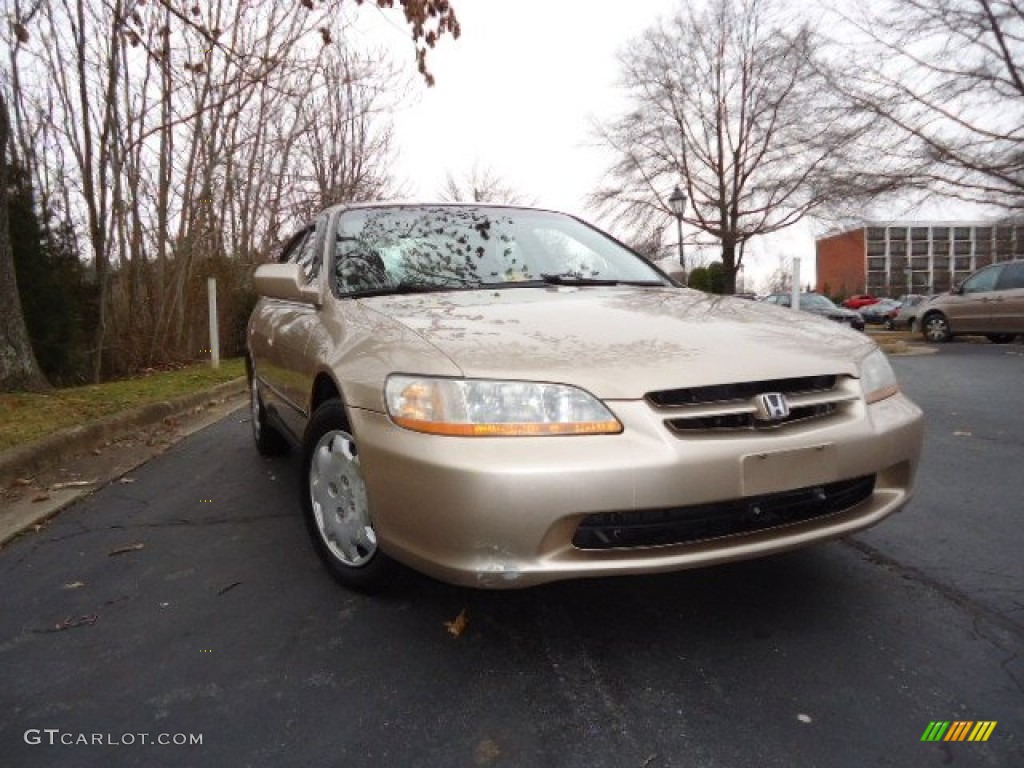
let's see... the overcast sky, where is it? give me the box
[353,0,991,290]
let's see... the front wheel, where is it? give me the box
[922,313,952,343]
[302,400,396,591]
[250,375,289,456]
[986,334,1016,344]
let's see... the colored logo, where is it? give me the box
[921,721,997,742]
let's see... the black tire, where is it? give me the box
[301,399,396,592]
[986,334,1016,344]
[249,374,289,456]
[922,312,952,343]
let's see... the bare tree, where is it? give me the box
[591,0,893,294]
[439,162,533,205]
[822,0,1024,211]
[0,90,49,391]
[2,0,460,388]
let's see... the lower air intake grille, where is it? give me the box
[573,475,875,550]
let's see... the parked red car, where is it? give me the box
[843,294,880,310]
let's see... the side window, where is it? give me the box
[995,262,1024,290]
[278,230,309,265]
[295,235,317,284]
[962,265,1002,294]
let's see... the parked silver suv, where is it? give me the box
[920,259,1024,343]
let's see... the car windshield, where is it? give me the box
[332,205,667,295]
[800,294,838,310]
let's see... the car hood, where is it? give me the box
[357,287,873,399]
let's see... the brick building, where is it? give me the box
[816,222,1024,298]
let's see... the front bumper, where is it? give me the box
[350,392,924,588]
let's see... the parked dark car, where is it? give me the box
[860,298,902,326]
[761,292,866,331]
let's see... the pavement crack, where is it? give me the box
[843,537,1024,641]
[108,512,293,529]
[997,651,1024,697]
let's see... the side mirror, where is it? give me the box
[950,283,964,295]
[253,263,321,306]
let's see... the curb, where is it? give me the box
[0,378,246,490]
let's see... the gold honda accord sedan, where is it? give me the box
[247,203,924,590]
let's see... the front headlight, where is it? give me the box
[859,348,900,403]
[384,375,623,436]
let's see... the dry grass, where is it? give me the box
[0,359,245,453]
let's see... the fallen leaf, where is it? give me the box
[35,614,99,633]
[63,581,86,590]
[119,477,136,484]
[217,581,241,596]
[473,738,500,765]
[31,493,51,503]
[797,713,813,724]
[108,542,145,557]
[91,448,102,455]
[444,608,468,638]
[952,430,972,437]
[14,477,33,486]
[51,480,96,490]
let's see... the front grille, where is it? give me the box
[646,374,858,435]
[573,475,875,550]
[667,403,837,433]
[648,375,837,407]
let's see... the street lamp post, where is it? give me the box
[668,185,687,280]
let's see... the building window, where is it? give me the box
[911,241,930,255]
[953,241,971,255]
[889,227,907,240]
[910,227,929,241]
[975,240,991,255]
[932,227,950,241]
[866,227,886,241]
[954,227,971,241]
[867,242,886,256]
[975,227,993,241]
[933,256,950,270]
[911,257,929,270]
[954,256,972,270]
[868,257,887,271]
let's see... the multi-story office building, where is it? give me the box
[816,222,1024,298]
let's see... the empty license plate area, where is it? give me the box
[742,444,838,496]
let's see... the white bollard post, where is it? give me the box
[207,277,220,369]
[791,257,801,311]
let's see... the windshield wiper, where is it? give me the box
[345,282,468,298]
[539,273,664,287]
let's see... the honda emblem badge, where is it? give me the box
[757,392,790,421]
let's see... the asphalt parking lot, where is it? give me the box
[1,341,1021,767]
